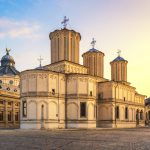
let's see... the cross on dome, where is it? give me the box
[117,49,121,56]
[61,16,69,28]
[37,56,43,67]
[91,38,96,49]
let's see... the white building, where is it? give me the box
[20,18,146,129]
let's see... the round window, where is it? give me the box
[7,87,10,91]
[14,89,17,92]
[9,80,13,85]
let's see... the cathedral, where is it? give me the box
[20,17,146,129]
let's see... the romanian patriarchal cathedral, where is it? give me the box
[19,17,146,129]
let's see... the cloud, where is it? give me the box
[0,18,41,39]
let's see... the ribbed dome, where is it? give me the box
[1,49,15,67]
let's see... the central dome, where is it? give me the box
[0,48,19,76]
[1,48,15,67]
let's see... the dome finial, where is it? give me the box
[91,38,96,49]
[61,16,69,28]
[6,48,11,55]
[117,49,121,57]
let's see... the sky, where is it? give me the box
[0,0,150,97]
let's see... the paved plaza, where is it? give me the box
[0,127,150,150]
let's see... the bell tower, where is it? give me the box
[82,38,104,77]
[49,16,81,64]
[110,50,128,82]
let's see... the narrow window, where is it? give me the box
[124,97,126,101]
[98,92,103,101]
[41,105,44,120]
[8,102,11,106]
[115,106,119,119]
[0,111,3,121]
[23,101,27,117]
[64,37,67,59]
[140,110,143,120]
[15,112,19,121]
[80,102,86,117]
[125,107,128,119]
[58,38,59,60]
[52,89,55,95]
[0,101,4,104]
[149,111,150,120]
[90,91,93,96]
[8,111,12,121]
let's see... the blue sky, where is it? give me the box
[0,0,150,96]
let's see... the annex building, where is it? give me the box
[0,49,20,128]
[20,17,146,129]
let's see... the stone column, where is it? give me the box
[13,101,15,125]
[4,101,8,127]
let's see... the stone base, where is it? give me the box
[21,120,96,129]
[97,120,145,128]
[67,120,96,128]
[20,120,65,129]
[0,122,20,129]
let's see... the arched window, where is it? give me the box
[115,106,119,119]
[125,107,128,119]
[41,105,44,120]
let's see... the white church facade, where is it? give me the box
[20,17,146,129]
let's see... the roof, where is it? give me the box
[112,56,126,62]
[49,28,81,40]
[0,66,19,76]
[82,48,104,56]
[88,48,100,52]
[145,97,150,105]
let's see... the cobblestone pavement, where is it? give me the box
[0,128,150,150]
